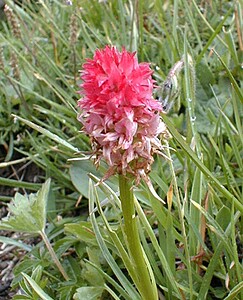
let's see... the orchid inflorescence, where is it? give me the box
[78,45,168,183]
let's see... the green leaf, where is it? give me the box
[73,287,104,300]
[13,296,31,300]
[104,284,121,300]
[22,273,54,300]
[70,159,102,200]
[84,260,132,300]
[11,114,79,152]
[162,114,243,213]
[197,242,225,299]
[69,159,118,200]
[0,236,32,251]
[216,206,231,231]
[134,197,182,298]
[65,221,97,245]
[224,281,243,300]
[0,177,41,191]
[196,61,215,97]
[0,179,51,233]
[213,50,243,104]
[82,247,105,287]
[89,181,140,300]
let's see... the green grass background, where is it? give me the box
[0,1,242,299]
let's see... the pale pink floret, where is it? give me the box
[78,46,167,181]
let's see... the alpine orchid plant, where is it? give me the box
[78,46,168,300]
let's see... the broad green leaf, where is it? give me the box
[0,179,50,233]
[216,206,231,231]
[196,61,215,97]
[82,247,105,287]
[64,221,97,245]
[69,159,118,200]
[73,287,104,300]
[70,159,103,200]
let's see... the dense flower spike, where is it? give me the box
[78,46,167,182]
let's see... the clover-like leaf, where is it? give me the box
[0,179,51,233]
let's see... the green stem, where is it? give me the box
[119,175,157,300]
[40,230,69,281]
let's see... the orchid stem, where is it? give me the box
[119,175,158,300]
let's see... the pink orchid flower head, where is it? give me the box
[78,45,168,183]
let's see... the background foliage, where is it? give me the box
[0,0,242,299]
